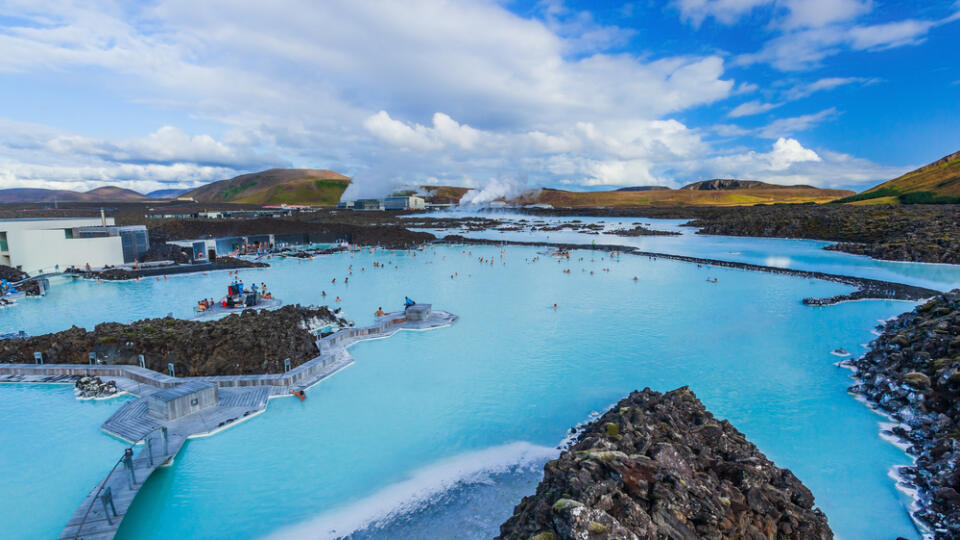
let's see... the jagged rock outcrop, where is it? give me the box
[497,387,833,540]
[611,225,681,237]
[846,290,960,539]
[74,376,118,398]
[0,305,349,376]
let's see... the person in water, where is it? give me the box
[553,303,558,309]
[375,307,386,317]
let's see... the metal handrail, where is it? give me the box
[70,426,165,538]
[70,454,126,539]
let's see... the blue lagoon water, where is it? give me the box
[0,385,130,538]
[2,224,958,539]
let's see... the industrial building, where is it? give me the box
[0,217,147,275]
[383,196,426,210]
[354,199,384,211]
[340,196,426,211]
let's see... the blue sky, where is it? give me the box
[0,0,957,196]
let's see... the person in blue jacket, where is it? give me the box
[404,296,416,307]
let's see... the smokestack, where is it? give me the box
[100,208,106,227]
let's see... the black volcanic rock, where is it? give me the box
[0,305,348,376]
[615,186,671,192]
[497,387,832,540]
[845,290,960,539]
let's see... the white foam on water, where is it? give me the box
[263,441,558,540]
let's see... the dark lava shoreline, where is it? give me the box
[497,387,833,539]
[843,290,960,539]
[437,235,942,305]
[521,205,960,265]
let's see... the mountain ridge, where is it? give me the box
[185,168,351,205]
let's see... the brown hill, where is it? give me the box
[515,185,852,207]
[840,149,960,204]
[0,186,150,203]
[185,168,351,205]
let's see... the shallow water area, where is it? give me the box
[0,232,946,539]
[0,384,130,539]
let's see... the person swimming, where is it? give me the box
[552,303,558,309]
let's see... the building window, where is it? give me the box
[0,232,7,252]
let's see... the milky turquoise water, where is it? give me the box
[409,212,960,291]
[2,219,958,539]
[0,384,130,539]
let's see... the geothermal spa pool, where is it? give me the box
[3,220,960,539]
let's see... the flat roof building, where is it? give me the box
[355,199,384,211]
[0,217,129,275]
[383,196,426,211]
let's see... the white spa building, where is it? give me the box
[0,217,149,275]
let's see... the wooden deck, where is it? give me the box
[59,435,185,540]
[0,307,458,540]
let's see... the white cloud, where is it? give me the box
[781,0,871,29]
[674,0,771,26]
[738,11,958,71]
[757,108,837,138]
[0,0,921,195]
[848,19,936,50]
[728,100,781,118]
[0,0,742,193]
[783,76,875,100]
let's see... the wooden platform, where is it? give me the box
[59,436,185,540]
[0,307,459,540]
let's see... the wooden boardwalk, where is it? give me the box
[59,435,185,540]
[0,308,458,540]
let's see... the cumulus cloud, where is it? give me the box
[0,0,921,195]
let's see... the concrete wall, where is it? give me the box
[0,218,124,274]
[5,229,124,274]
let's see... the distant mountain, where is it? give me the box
[838,149,960,204]
[615,186,670,192]
[185,168,351,205]
[680,179,814,191]
[146,188,191,199]
[514,185,853,208]
[0,186,150,203]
